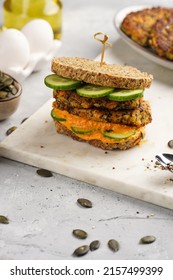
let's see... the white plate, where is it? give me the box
[113,5,173,70]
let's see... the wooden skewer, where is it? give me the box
[94,32,112,66]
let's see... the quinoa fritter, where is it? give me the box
[149,16,173,60]
[53,90,142,110]
[54,100,152,127]
[121,7,173,47]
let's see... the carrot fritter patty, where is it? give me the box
[121,7,173,46]
[53,90,142,110]
[54,100,152,127]
[149,16,173,60]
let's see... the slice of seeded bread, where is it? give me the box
[54,121,145,150]
[51,57,153,89]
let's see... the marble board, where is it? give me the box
[1,41,173,210]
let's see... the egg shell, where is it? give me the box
[21,19,54,54]
[0,29,30,70]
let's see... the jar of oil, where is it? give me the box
[2,0,62,39]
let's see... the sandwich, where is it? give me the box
[44,57,153,150]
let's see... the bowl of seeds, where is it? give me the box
[0,71,22,120]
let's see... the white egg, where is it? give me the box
[22,19,54,54]
[0,29,30,70]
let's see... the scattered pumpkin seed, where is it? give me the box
[89,240,100,251]
[0,91,8,99]
[73,245,89,257]
[139,235,156,244]
[0,215,9,224]
[36,169,53,177]
[73,229,88,239]
[168,140,173,149]
[77,198,92,208]
[6,126,17,135]
[21,117,28,124]
[108,239,119,252]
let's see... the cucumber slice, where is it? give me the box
[44,74,82,90]
[107,89,144,101]
[71,126,94,134]
[103,130,136,140]
[76,84,114,98]
[51,109,66,122]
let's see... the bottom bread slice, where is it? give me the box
[54,120,145,150]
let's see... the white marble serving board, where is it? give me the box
[1,41,173,210]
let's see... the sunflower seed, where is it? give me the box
[108,239,119,252]
[139,235,156,244]
[36,169,53,177]
[73,245,89,257]
[73,229,88,239]
[6,126,17,135]
[0,215,9,224]
[168,140,173,149]
[89,240,100,251]
[77,198,92,208]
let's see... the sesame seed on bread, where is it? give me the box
[51,57,153,89]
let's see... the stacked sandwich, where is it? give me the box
[44,57,153,150]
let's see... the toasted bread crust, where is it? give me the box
[54,100,152,127]
[51,57,153,89]
[54,121,144,150]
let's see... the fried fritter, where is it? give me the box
[53,90,142,110]
[149,16,173,60]
[54,100,152,127]
[121,7,173,46]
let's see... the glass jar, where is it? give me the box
[2,0,62,39]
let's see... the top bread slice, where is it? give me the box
[51,57,153,89]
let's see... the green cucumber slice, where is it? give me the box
[107,89,144,101]
[76,84,114,98]
[103,130,136,140]
[71,126,94,134]
[51,109,66,122]
[44,74,82,90]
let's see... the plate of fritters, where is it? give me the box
[114,5,173,69]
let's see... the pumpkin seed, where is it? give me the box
[73,245,89,257]
[77,198,92,208]
[168,140,173,149]
[89,240,100,251]
[0,72,18,99]
[0,91,8,99]
[139,235,156,244]
[21,117,28,124]
[1,76,13,86]
[8,85,18,95]
[73,229,88,239]
[0,215,9,224]
[108,239,119,252]
[36,169,53,177]
[6,126,17,135]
